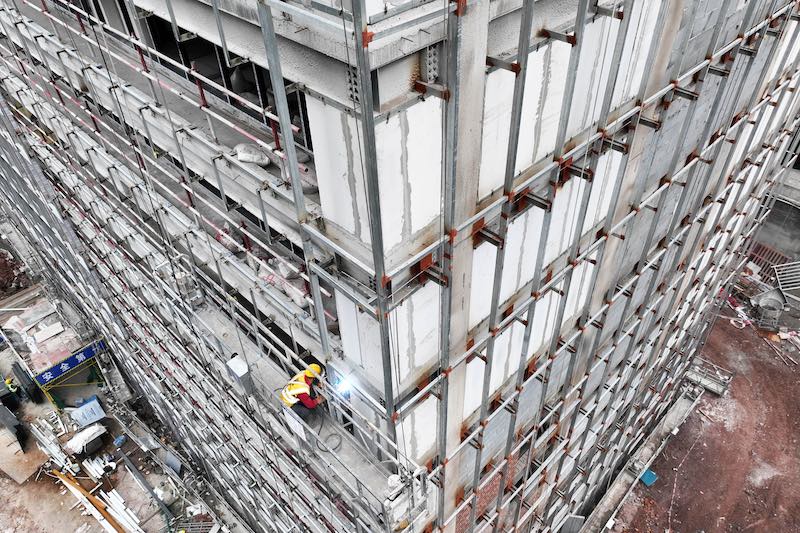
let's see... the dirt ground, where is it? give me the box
[0,429,170,533]
[615,317,800,532]
[0,473,100,533]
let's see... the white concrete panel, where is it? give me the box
[393,282,441,387]
[463,356,485,417]
[611,0,660,108]
[704,203,721,233]
[515,45,546,175]
[741,166,760,199]
[536,42,571,162]
[786,23,800,78]
[765,20,797,85]
[500,215,526,304]
[545,177,586,265]
[309,97,442,251]
[568,17,619,139]
[500,206,544,304]
[364,0,384,17]
[461,322,525,419]
[725,122,754,178]
[406,98,444,234]
[547,350,570,395]
[334,289,383,386]
[750,104,774,154]
[583,151,623,234]
[377,55,417,107]
[399,394,438,463]
[515,377,542,430]
[516,42,571,172]
[376,113,405,250]
[307,98,353,233]
[489,322,525,395]
[519,206,547,292]
[563,253,595,323]
[307,99,370,242]
[478,69,515,199]
[527,283,563,358]
[469,242,498,329]
[490,326,512,395]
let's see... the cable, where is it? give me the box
[314,413,342,453]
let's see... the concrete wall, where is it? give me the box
[757,199,800,259]
[307,97,443,255]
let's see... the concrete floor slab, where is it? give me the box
[0,431,47,484]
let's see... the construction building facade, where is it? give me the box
[0,0,797,531]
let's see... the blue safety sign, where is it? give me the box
[34,340,106,386]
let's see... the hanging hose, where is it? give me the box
[315,413,343,453]
[276,386,343,452]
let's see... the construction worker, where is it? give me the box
[4,376,17,393]
[279,363,325,423]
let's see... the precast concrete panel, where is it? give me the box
[469,242,498,330]
[309,97,443,252]
[582,150,623,234]
[526,281,564,358]
[545,176,586,265]
[567,16,620,139]
[478,68,515,200]
[392,281,441,389]
[335,287,384,385]
[405,97,444,235]
[611,0,662,109]
[515,42,572,177]
[499,206,545,305]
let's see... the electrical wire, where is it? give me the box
[314,414,343,453]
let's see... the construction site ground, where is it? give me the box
[614,315,800,532]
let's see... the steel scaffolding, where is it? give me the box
[0,0,798,532]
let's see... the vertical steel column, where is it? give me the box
[463,1,537,529]
[542,1,638,514]
[434,0,461,526]
[347,0,398,447]
[256,0,331,361]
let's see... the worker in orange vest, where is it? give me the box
[279,363,325,423]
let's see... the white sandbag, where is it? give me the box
[235,143,271,167]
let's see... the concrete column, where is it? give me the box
[443,0,492,525]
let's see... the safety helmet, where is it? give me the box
[304,363,323,379]
[4,378,11,384]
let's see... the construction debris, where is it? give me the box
[82,454,117,480]
[53,469,127,533]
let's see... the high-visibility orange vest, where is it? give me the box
[279,371,310,407]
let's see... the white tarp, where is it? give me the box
[64,423,106,454]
